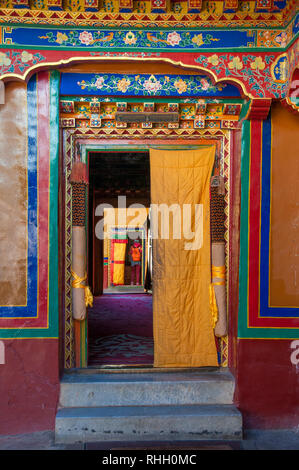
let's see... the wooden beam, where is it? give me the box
[115,112,179,123]
[187,0,202,13]
[119,0,133,13]
[150,0,167,13]
[223,0,238,12]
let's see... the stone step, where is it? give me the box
[55,404,242,443]
[59,370,235,408]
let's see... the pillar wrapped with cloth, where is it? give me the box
[210,175,227,337]
[70,161,93,321]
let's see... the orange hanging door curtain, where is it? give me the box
[150,147,218,368]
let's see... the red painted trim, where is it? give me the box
[228,127,241,368]
[37,71,50,327]
[248,120,262,328]
[0,72,50,330]
[0,49,287,99]
[246,120,299,330]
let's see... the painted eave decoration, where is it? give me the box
[0,0,297,102]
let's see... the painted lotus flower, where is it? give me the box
[275,32,288,48]
[0,52,11,67]
[143,75,162,94]
[20,51,33,63]
[95,77,105,89]
[200,78,210,91]
[124,31,137,45]
[79,31,94,46]
[250,56,266,71]
[117,78,131,93]
[228,57,243,70]
[166,32,182,47]
[174,79,188,94]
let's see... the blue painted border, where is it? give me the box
[0,75,38,318]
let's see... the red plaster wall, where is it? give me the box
[0,339,60,435]
[234,339,299,429]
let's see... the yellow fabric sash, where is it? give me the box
[71,269,94,307]
[209,265,226,328]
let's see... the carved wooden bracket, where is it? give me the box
[246,99,272,120]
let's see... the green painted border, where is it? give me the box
[47,69,60,338]
[238,119,250,339]
[0,43,292,53]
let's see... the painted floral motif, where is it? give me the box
[0,52,11,67]
[0,50,45,75]
[75,73,228,96]
[38,29,222,49]
[55,32,68,45]
[20,51,33,63]
[208,54,219,66]
[174,79,188,94]
[200,78,210,91]
[124,31,137,45]
[274,32,288,48]
[228,56,243,70]
[79,31,94,45]
[94,76,105,89]
[257,29,290,49]
[166,31,182,46]
[143,75,163,93]
[195,54,289,98]
[250,56,266,70]
[117,78,131,93]
[192,34,205,47]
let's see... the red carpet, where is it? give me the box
[88,294,153,366]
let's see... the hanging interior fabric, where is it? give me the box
[110,227,128,286]
[150,146,218,368]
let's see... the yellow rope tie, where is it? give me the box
[209,265,226,328]
[211,265,226,286]
[71,269,94,308]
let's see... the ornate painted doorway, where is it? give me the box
[58,62,242,370]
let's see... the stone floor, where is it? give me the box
[0,429,299,450]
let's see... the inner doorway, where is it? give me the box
[87,151,153,367]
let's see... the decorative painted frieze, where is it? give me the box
[1,26,257,50]
[60,73,241,97]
